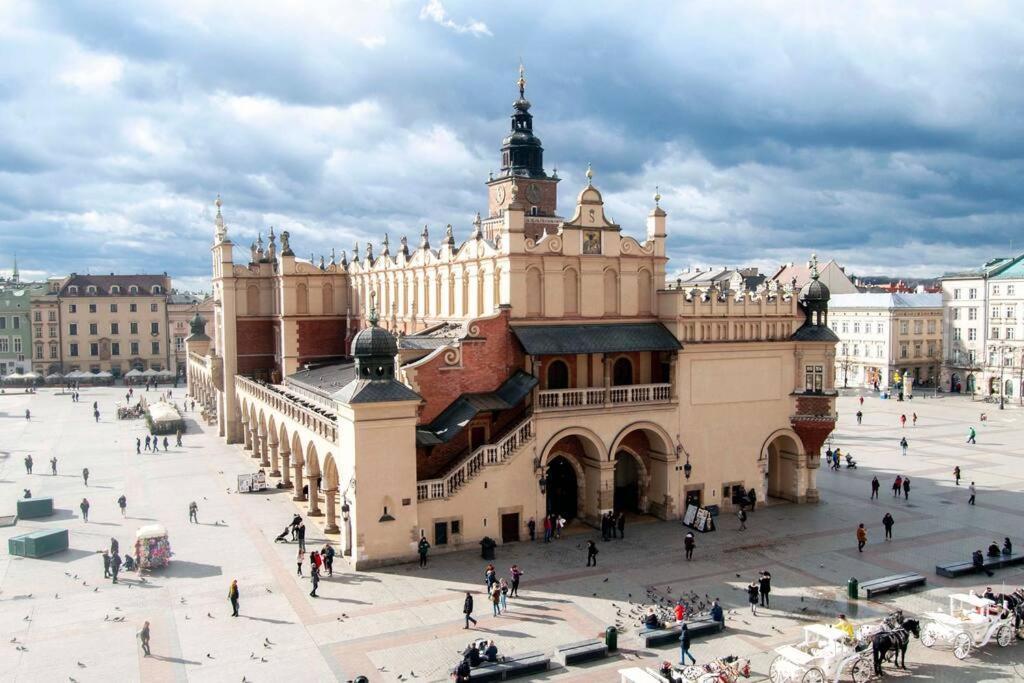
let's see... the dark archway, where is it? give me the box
[613,452,640,512]
[950,372,960,393]
[545,456,578,520]
[966,374,975,393]
[546,360,569,390]
[613,357,633,386]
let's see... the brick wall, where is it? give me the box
[296,318,348,365]
[237,319,277,378]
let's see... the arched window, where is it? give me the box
[613,357,633,386]
[68,286,79,294]
[110,285,121,295]
[526,268,543,316]
[129,285,139,295]
[546,359,569,389]
[322,283,334,315]
[151,285,162,294]
[86,286,97,295]
[563,268,579,315]
[603,269,619,315]
[638,269,652,315]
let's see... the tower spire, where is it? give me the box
[517,61,526,99]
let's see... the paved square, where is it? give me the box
[1,387,1022,681]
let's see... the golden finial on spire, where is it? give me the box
[517,60,526,99]
[654,185,661,206]
[586,162,593,186]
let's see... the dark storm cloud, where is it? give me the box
[2,0,1024,284]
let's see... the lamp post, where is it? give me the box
[999,345,1008,410]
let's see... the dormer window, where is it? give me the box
[110,285,121,295]
[86,285,97,295]
[530,206,539,216]
[151,285,162,294]
[68,286,79,294]
[129,285,139,295]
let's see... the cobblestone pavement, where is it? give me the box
[1,387,1023,681]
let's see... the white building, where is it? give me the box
[828,292,943,389]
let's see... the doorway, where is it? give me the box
[501,513,520,543]
[546,456,578,520]
[613,452,640,512]
[613,357,634,386]
[684,489,702,509]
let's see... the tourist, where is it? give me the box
[684,532,695,560]
[228,579,240,616]
[856,523,867,552]
[117,495,127,517]
[309,563,320,598]
[968,482,976,505]
[297,522,306,552]
[483,640,498,663]
[176,431,182,447]
[748,488,757,511]
[80,497,90,522]
[859,396,864,406]
[463,591,477,629]
[290,514,302,540]
[124,554,136,571]
[453,659,471,681]
[902,477,911,500]
[296,549,305,577]
[674,599,686,623]
[834,614,854,639]
[138,621,151,657]
[94,408,100,422]
[136,438,141,454]
[899,437,908,456]
[490,584,501,616]
[747,581,759,615]
[967,426,977,444]
[601,512,611,541]
[510,564,523,597]
[418,536,430,567]
[189,501,198,524]
[856,410,863,425]
[825,447,833,468]
[484,564,496,592]
[24,454,32,474]
[737,508,747,531]
[311,550,322,576]
[82,467,90,486]
[912,412,918,426]
[586,540,599,567]
[616,512,626,539]
[162,437,169,452]
[542,515,552,543]
[882,513,894,540]
[870,476,880,500]
[679,623,696,665]
[50,457,57,475]
[899,414,906,428]
[110,537,119,556]
[145,436,151,452]
[954,466,961,486]
[710,599,724,629]
[892,475,902,497]
[759,571,772,608]
[323,543,335,576]
[498,578,509,612]
[25,409,30,420]
[110,551,121,583]
[102,550,111,578]
[527,517,536,541]
[643,608,661,629]
[1003,538,1013,555]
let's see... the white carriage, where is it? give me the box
[920,593,1015,659]
[768,625,872,683]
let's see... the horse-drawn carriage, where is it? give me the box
[768,625,872,683]
[920,593,1015,659]
[677,655,751,682]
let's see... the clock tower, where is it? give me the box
[486,65,559,222]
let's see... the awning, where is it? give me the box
[511,323,681,355]
[416,370,538,446]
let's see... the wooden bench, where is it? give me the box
[640,617,723,648]
[554,638,608,666]
[936,553,1024,578]
[860,572,926,598]
[468,651,550,681]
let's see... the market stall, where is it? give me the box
[146,400,184,435]
[135,524,172,570]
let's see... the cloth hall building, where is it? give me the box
[187,74,839,568]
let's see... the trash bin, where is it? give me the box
[605,625,618,652]
[480,536,496,560]
[847,577,859,600]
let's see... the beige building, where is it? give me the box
[187,72,839,569]
[168,292,214,379]
[828,293,943,390]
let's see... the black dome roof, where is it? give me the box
[352,324,397,357]
[800,277,830,303]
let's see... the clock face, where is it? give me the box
[526,183,541,204]
[495,186,506,204]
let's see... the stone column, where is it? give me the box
[269,438,280,477]
[324,489,339,534]
[292,462,306,501]
[307,476,323,516]
[280,447,292,487]
[250,427,261,460]
[259,433,270,468]
[241,418,252,449]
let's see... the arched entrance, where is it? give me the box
[1005,379,1014,398]
[950,373,960,393]
[764,432,804,502]
[546,360,569,389]
[966,374,976,393]
[613,452,640,511]
[989,377,999,395]
[546,456,578,520]
[612,357,634,386]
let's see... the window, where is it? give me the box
[150,303,158,312]
[914,320,923,334]
[953,288,961,300]
[900,343,908,358]
[450,519,461,535]
[90,343,99,357]
[991,327,999,339]
[1007,328,1015,340]
[928,320,936,333]
[968,350,976,363]
[954,328,962,340]
[969,308,977,320]
[13,338,21,353]
[110,323,119,335]
[805,365,823,393]
[1009,285,1016,296]
[49,344,57,359]
[130,341,139,355]
[151,285,162,294]
[110,303,117,313]
[853,322,860,334]
[47,310,56,322]
[1007,306,1015,318]
[0,338,7,353]
[69,304,77,313]
[877,322,884,334]
[33,311,41,322]
[129,303,137,313]
[853,344,859,356]
[993,285,1001,295]
[927,341,935,356]
[900,321,909,335]
[110,285,120,295]
[841,322,849,333]
[969,288,977,299]
[35,344,42,359]
[12,316,18,329]
[129,285,139,295]
[69,343,79,357]
[913,341,922,357]
[89,322,97,335]
[841,343,849,355]
[130,322,138,335]
[48,325,57,338]
[150,321,159,335]
[174,336,184,351]
[68,286,79,295]
[88,303,96,313]
[968,328,977,341]
[992,306,1000,319]
[111,342,120,356]
[0,317,5,329]
[69,323,78,336]
[151,341,160,355]
[86,286,96,295]
[34,325,41,338]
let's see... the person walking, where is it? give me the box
[616,512,626,539]
[80,497,90,522]
[870,476,880,500]
[323,543,334,576]
[296,549,305,577]
[557,514,566,539]
[24,454,33,474]
[82,467,90,486]
[527,517,536,541]
[50,457,57,476]
[490,584,501,615]
[899,437,908,456]
[309,564,320,598]
[498,579,509,612]
[93,408,100,422]
[679,623,696,665]
[892,475,902,497]
[543,515,552,543]
[899,414,906,428]
[510,565,523,597]
[737,508,747,531]
[188,501,198,523]
[102,550,111,578]
[228,579,240,616]
[968,482,976,505]
[856,523,867,552]
[484,564,496,592]
[912,412,918,426]
[882,513,894,540]
[759,571,772,608]
[586,540,598,567]
[747,581,759,616]
[144,436,151,452]
[856,410,863,425]
[138,621,151,657]
[902,477,910,500]
[297,522,306,552]
[684,532,695,560]
[162,437,169,452]
[136,438,141,454]
[417,535,430,568]
[176,431,183,447]
[110,551,121,583]
[463,591,477,629]
[859,396,864,406]
[954,466,961,486]
[967,426,977,444]
[117,495,127,517]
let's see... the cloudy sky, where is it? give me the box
[2,1,1023,290]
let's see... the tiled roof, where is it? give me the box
[60,274,169,297]
[416,371,537,446]
[333,378,421,404]
[511,323,681,355]
[790,323,840,342]
[287,362,356,396]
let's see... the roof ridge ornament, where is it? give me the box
[654,185,661,207]
[810,253,820,281]
[586,162,593,186]
[420,224,430,249]
[368,292,379,328]
[517,61,526,99]
[214,195,227,242]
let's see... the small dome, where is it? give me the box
[800,277,830,303]
[352,324,397,358]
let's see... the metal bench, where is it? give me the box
[936,553,1024,578]
[468,650,550,681]
[860,572,926,598]
[640,617,723,648]
[554,638,608,665]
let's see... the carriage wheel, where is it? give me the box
[996,625,1013,647]
[851,657,872,683]
[801,668,826,683]
[953,632,972,659]
[920,626,936,648]
[768,658,786,683]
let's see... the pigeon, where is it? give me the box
[94,587,99,592]
[261,657,268,663]
[206,653,214,659]
[83,582,88,586]
[77,661,86,668]
[208,612,215,619]
[264,643,271,649]
[265,638,273,645]
[22,616,30,621]
[602,578,609,582]
[265,587,272,593]
[114,606,120,611]
[185,615,191,621]
[55,593,60,599]
[9,637,16,643]
[249,652,256,659]
[104,615,110,621]
[180,597,187,604]
[410,672,417,678]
